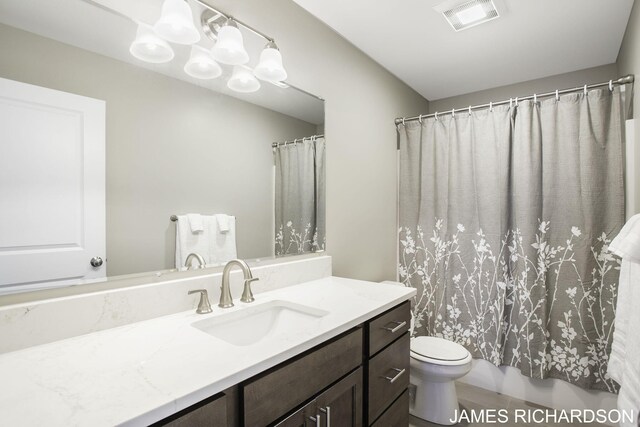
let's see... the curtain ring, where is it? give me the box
[609,79,614,92]
[489,101,493,112]
[402,117,405,126]
[451,108,455,118]
[584,84,588,96]
[555,90,559,101]
[418,114,423,124]
[435,111,439,121]
[533,93,537,104]
[509,98,513,108]
[468,106,472,116]
[515,97,518,106]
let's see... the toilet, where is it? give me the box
[409,335,472,424]
[379,281,472,425]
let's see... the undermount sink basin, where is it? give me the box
[191,300,329,346]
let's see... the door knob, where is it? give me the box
[90,257,103,267]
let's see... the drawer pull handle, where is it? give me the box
[382,320,407,333]
[308,414,321,426]
[320,406,331,427]
[381,367,406,383]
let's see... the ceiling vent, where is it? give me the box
[441,0,499,32]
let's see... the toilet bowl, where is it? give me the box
[409,336,472,425]
[377,282,472,425]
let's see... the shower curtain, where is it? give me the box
[398,89,625,392]
[274,137,326,256]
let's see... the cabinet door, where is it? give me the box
[274,401,318,427]
[316,368,363,427]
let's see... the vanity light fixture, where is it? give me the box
[441,0,499,31]
[211,19,250,65]
[129,23,175,63]
[228,66,261,93]
[154,0,200,44]
[184,45,222,79]
[128,1,288,92]
[253,41,288,83]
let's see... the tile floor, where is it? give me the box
[408,382,609,427]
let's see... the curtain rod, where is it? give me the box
[395,74,635,126]
[272,134,324,148]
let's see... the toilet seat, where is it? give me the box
[410,336,472,366]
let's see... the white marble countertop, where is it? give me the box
[0,276,415,427]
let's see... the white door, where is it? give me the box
[0,77,105,293]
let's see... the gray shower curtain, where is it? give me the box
[274,137,326,256]
[398,89,625,392]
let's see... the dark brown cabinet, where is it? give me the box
[151,393,228,427]
[154,301,410,427]
[274,368,363,427]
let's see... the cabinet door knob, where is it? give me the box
[319,406,331,427]
[381,367,406,383]
[90,257,103,267]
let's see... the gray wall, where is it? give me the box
[618,0,640,215]
[0,23,316,276]
[429,64,619,112]
[204,0,429,282]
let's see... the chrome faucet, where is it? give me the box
[219,259,259,308]
[185,253,206,270]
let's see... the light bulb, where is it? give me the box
[254,41,287,82]
[184,45,222,79]
[211,19,249,65]
[154,0,200,45]
[129,23,174,63]
[228,66,261,93]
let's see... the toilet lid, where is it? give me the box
[410,336,469,361]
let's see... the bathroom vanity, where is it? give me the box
[0,268,415,427]
[156,300,411,427]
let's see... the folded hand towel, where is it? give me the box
[187,213,204,233]
[216,214,232,233]
[175,215,209,269]
[209,215,237,263]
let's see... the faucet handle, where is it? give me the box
[188,289,213,314]
[240,278,259,303]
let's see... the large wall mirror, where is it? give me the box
[0,0,325,296]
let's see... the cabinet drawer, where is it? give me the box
[370,390,409,427]
[152,393,227,427]
[368,301,410,356]
[244,328,363,426]
[367,332,409,423]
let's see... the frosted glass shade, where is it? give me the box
[184,46,222,79]
[129,23,174,63]
[227,66,261,93]
[212,24,249,65]
[254,46,287,82]
[154,0,200,44]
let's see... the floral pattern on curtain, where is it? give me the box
[274,137,326,256]
[398,89,625,392]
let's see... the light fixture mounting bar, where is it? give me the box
[191,0,274,42]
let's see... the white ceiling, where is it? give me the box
[0,0,324,124]
[292,0,635,100]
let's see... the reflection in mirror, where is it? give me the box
[0,0,325,295]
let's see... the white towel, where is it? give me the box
[608,214,640,426]
[209,215,237,264]
[216,214,232,233]
[175,215,209,269]
[187,213,204,233]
